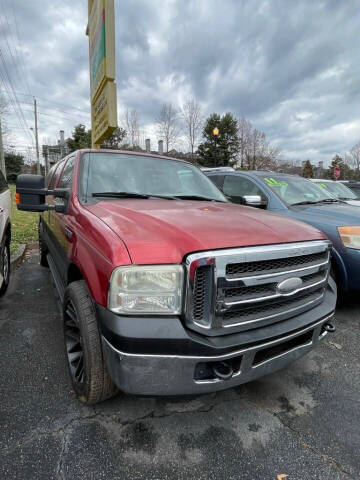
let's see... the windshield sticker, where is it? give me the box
[264,177,288,187]
[318,183,327,188]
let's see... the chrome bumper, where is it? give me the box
[102,313,334,396]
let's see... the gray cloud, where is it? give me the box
[1,0,359,164]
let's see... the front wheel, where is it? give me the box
[63,280,118,404]
[0,240,10,297]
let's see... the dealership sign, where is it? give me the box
[87,0,117,146]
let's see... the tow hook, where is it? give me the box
[324,322,336,333]
[212,361,234,380]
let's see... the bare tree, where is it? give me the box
[156,103,178,153]
[237,117,252,168]
[350,141,360,175]
[181,98,202,159]
[237,116,280,170]
[122,109,140,147]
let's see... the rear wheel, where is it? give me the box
[63,280,118,404]
[0,239,10,297]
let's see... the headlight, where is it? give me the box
[108,265,184,315]
[338,226,360,249]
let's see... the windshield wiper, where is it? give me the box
[92,192,150,199]
[291,198,339,206]
[173,195,226,202]
[92,192,177,200]
[290,200,319,206]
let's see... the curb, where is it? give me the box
[10,244,26,272]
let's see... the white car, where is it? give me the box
[0,170,11,296]
[311,179,360,206]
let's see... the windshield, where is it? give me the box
[261,175,335,205]
[81,152,227,202]
[314,181,359,200]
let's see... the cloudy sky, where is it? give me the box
[1,0,359,165]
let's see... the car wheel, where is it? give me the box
[0,239,10,297]
[63,280,118,404]
[39,223,49,267]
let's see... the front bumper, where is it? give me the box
[101,313,334,396]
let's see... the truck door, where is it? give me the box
[52,156,76,282]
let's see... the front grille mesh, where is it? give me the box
[223,288,324,325]
[226,251,328,278]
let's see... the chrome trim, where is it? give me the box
[223,293,324,328]
[224,276,328,307]
[184,240,331,336]
[228,259,329,284]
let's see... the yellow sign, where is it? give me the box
[88,0,116,101]
[91,81,117,146]
[87,0,117,147]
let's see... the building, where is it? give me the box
[42,130,69,169]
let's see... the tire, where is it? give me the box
[63,280,118,404]
[39,222,49,267]
[0,239,10,297]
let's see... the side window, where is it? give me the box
[209,175,224,190]
[45,164,58,188]
[59,157,76,189]
[0,171,8,194]
[223,175,264,198]
[48,161,64,190]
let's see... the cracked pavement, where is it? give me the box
[1,249,359,479]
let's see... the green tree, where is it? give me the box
[101,127,127,149]
[302,160,314,178]
[5,152,24,183]
[326,154,351,180]
[66,124,92,152]
[197,113,239,167]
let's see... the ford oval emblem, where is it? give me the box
[277,277,303,294]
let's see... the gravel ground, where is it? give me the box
[1,248,359,480]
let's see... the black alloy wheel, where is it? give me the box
[64,300,85,386]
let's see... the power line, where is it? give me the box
[0,87,90,114]
[8,0,32,96]
[0,53,34,144]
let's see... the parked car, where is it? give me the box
[205,169,360,292]
[0,169,11,296]
[340,180,360,198]
[310,179,360,206]
[16,150,336,404]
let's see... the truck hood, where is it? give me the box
[86,199,326,264]
[289,201,360,227]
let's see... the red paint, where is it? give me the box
[60,150,328,307]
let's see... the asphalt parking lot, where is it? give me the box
[1,247,360,480]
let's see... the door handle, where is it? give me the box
[65,227,73,240]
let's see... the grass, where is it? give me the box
[9,184,38,254]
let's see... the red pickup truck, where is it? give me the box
[16,150,336,404]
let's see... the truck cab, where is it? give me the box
[16,150,336,404]
[0,169,11,296]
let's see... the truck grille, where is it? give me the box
[185,241,331,336]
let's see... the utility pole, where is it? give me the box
[34,98,40,175]
[0,117,6,178]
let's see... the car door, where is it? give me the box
[222,174,267,205]
[52,155,76,282]
[45,158,69,281]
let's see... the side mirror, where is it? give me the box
[242,195,266,208]
[16,174,67,213]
